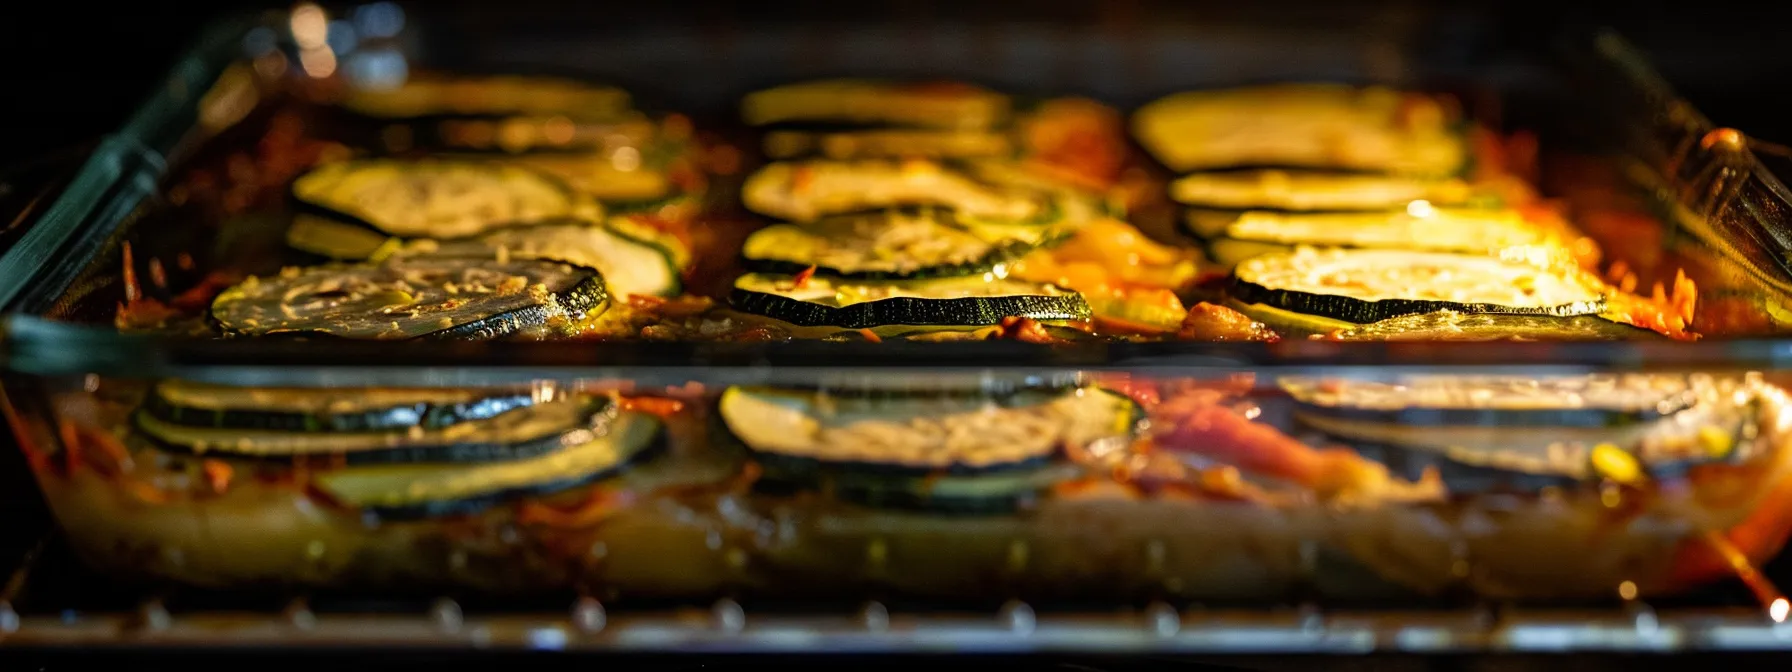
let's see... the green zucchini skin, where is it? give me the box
[316,412,668,520]
[729,285,1091,330]
[1228,249,1607,327]
[209,257,610,341]
[1230,276,1604,325]
[140,384,540,434]
[414,218,685,299]
[133,397,618,466]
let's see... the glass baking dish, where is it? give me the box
[7,0,1792,654]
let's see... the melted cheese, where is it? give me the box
[1235,248,1603,307]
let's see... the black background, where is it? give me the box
[0,1,1789,668]
[1,0,1791,166]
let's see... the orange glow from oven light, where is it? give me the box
[300,47,337,79]
[291,3,329,50]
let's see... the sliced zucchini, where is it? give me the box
[1294,385,1755,489]
[210,257,609,340]
[958,158,1111,223]
[291,159,592,240]
[1169,170,1485,211]
[1132,83,1467,175]
[1231,208,1546,251]
[721,384,1136,472]
[1229,248,1606,324]
[742,79,1010,130]
[741,160,1058,225]
[141,380,541,433]
[404,218,684,299]
[489,151,676,203]
[739,210,1060,280]
[1323,310,1661,341]
[340,74,634,121]
[1205,237,1293,268]
[1279,375,1699,429]
[764,128,1015,160]
[313,409,663,518]
[724,385,1138,512]
[730,272,1090,329]
[286,214,404,261]
[135,395,612,464]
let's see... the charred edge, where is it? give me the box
[140,390,541,433]
[131,399,616,466]
[1227,276,1608,326]
[728,288,1090,330]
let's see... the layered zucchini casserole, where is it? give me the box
[42,77,1787,603]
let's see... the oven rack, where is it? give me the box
[2,540,1790,654]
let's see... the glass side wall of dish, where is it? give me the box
[12,368,1792,606]
[24,13,1792,608]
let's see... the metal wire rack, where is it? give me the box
[1,536,1790,655]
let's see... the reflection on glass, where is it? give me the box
[241,26,277,58]
[353,1,405,40]
[345,47,409,91]
[326,19,359,55]
[300,46,337,79]
[290,2,329,50]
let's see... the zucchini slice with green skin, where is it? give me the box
[742,79,1011,130]
[741,159,1061,225]
[739,210,1060,280]
[1278,374,1699,429]
[1169,170,1487,211]
[722,385,1139,512]
[135,395,614,464]
[1132,84,1468,175]
[141,380,541,433]
[404,218,685,299]
[210,257,609,340]
[340,74,634,121]
[1225,301,1652,341]
[729,272,1090,329]
[1229,248,1607,325]
[291,159,594,240]
[1324,310,1661,341]
[1294,384,1756,491]
[313,409,664,519]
